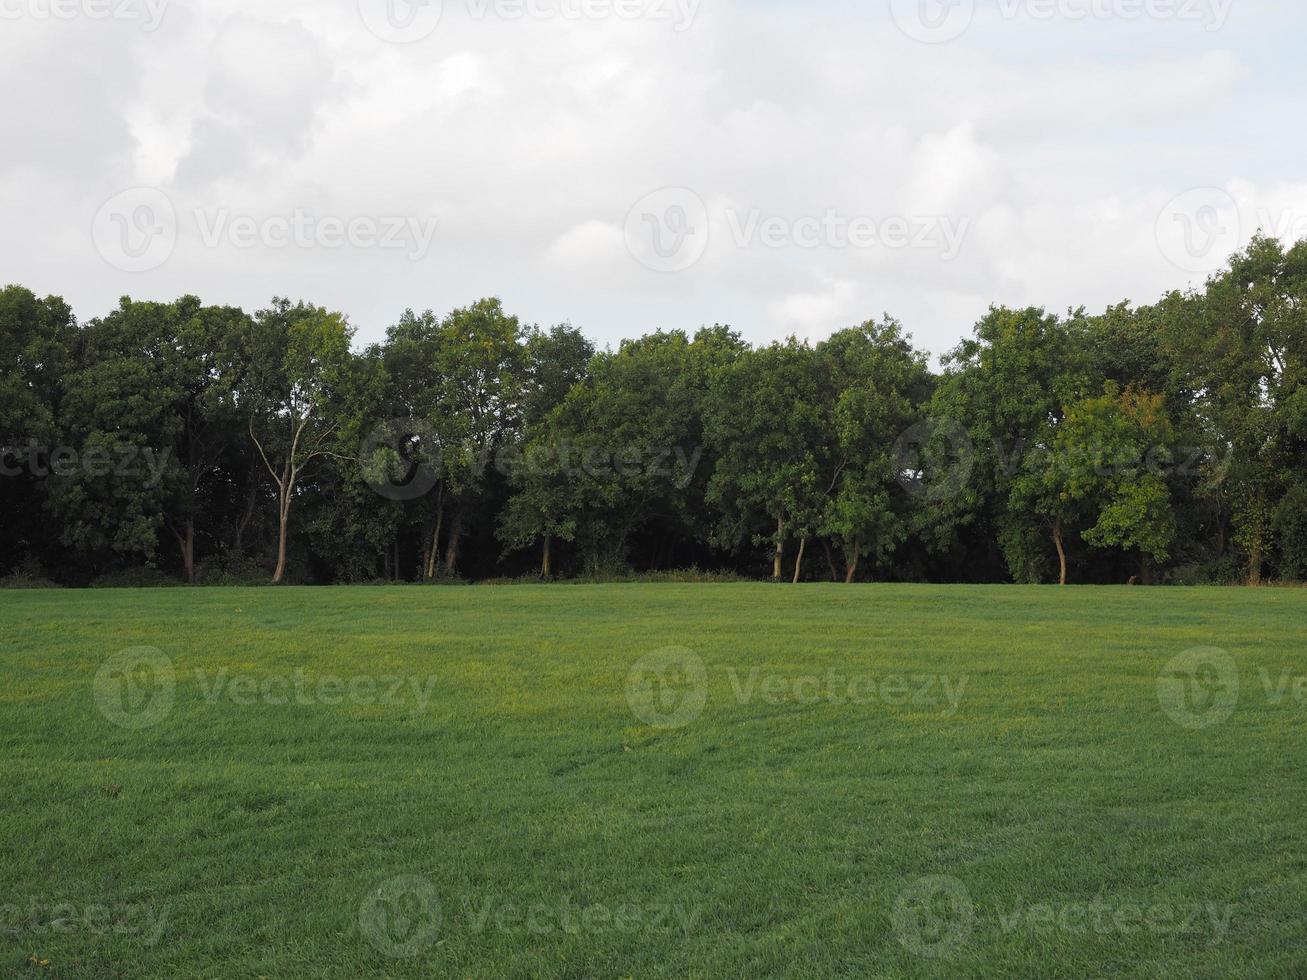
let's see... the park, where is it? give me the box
[3,582,1304,975]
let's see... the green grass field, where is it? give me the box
[3,584,1306,978]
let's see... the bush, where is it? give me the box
[195,554,272,587]
[90,568,180,589]
[609,569,749,585]
[0,560,60,589]
[1164,556,1243,586]
[479,567,748,586]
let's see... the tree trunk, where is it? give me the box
[234,480,258,554]
[443,510,463,575]
[843,537,861,584]
[181,520,195,585]
[272,495,290,584]
[542,535,552,578]
[170,521,197,585]
[423,526,438,579]
[1052,518,1067,586]
[793,536,806,584]
[657,535,673,571]
[425,503,444,580]
[1248,537,1263,586]
[822,539,839,582]
[772,514,784,580]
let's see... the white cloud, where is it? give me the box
[909,125,1001,216]
[545,220,624,272]
[1,0,1304,358]
[768,278,862,345]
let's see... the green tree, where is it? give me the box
[930,307,1095,584]
[431,299,526,575]
[49,297,196,574]
[380,300,530,579]
[0,286,76,575]
[241,299,358,584]
[817,319,930,582]
[496,324,594,577]
[1161,236,1307,582]
[530,328,741,575]
[705,339,828,579]
[1052,383,1178,583]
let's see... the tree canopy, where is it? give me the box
[4,236,1306,586]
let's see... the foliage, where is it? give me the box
[3,236,1307,585]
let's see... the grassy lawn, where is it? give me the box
[2,584,1306,978]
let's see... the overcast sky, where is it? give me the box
[3,0,1305,359]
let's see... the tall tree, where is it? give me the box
[526,328,740,574]
[432,299,526,575]
[496,324,594,577]
[930,307,1095,584]
[163,302,252,583]
[48,297,193,574]
[705,339,828,579]
[241,299,357,584]
[1161,236,1307,582]
[0,286,76,575]
[817,319,930,582]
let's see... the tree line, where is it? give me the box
[2,235,1304,587]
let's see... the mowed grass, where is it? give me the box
[2,584,1306,978]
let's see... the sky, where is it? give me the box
[3,0,1306,360]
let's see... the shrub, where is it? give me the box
[90,568,180,589]
[0,560,60,589]
[195,555,272,587]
